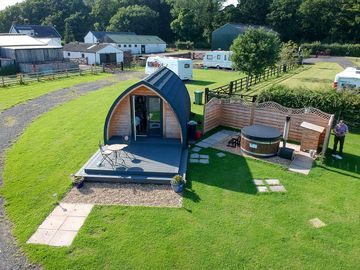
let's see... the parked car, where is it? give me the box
[203,51,233,69]
[145,56,193,80]
[333,67,360,90]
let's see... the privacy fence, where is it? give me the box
[0,66,101,87]
[203,98,334,155]
[204,64,297,103]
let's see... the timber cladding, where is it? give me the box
[108,85,181,140]
[203,98,334,149]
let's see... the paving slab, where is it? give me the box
[189,158,199,163]
[27,229,57,245]
[191,146,202,152]
[265,179,280,186]
[59,216,87,231]
[196,141,212,148]
[256,186,269,193]
[269,185,287,192]
[291,159,314,169]
[199,154,209,159]
[199,159,210,164]
[309,218,326,228]
[190,153,200,158]
[48,230,78,247]
[38,215,67,230]
[289,164,311,175]
[216,152,226,158]
[253,179,265,186]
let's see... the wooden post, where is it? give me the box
[102,63,105,72]
[79,68,82,76]
[321,114,335,162]
[91,65,93,74]
[121,62,124,71]
[2,76,4,87]
[240,78,243,91]
[229,81,234,95]
[246,76,249,90]
[205,87,209,103]
[250,102,256,125]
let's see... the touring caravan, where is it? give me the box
[203,51,233,69]
[145,56,193,80]
[333,67,360,90]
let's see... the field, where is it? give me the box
[0,72,112,111]
[1,66,359,269]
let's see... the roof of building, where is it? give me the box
[104,67,190,147]
[11,24,61,38]
[106,34,166,45]
[63,42,122,53]
[2,45,62,50]
[89,31,136,40]
[213,23,272,34]
[0,34,48,47]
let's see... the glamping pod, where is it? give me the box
[104,67,191,148]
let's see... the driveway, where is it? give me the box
[303,56,356,69]
[0,71,143,270]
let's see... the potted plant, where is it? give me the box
[71,174,84,189]
[171,174,185,193]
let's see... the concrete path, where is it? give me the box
[288,153,314,175]
[303,57,356,68]
[0,71,143,270]
[27,203,93,247]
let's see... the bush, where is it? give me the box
[301,42,360,57]
[257,85,360,127]
[175,40,194,50]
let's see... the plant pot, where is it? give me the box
[75,181,84,189]
[171,182,184,193]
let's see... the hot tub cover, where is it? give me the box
[241,124,282,141]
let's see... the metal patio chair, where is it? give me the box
[227,134,241,148]
[120,135,136,160]
[98,143,115,169]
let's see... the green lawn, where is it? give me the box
[279,62,343,89]
[346,57,360,67]
[0,72,112,111]
[2,69,359,269]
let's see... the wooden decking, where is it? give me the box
[76,138,188,184]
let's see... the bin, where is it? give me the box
[188,120,197,141]
[194,90,204,105]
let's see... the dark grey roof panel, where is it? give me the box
[12,25,61,38]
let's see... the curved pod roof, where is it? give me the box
[104,67,191,147]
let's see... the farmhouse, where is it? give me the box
[0,34,76,73]
[77,67,190,183]
[63,42,124,65]
[212,23,272,50]
[9,24,62,46]
[84,31,166,54]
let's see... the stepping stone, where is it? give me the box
[48,230,78,247]
[256,186,269,193]
[27,229,57,245]
[189,158,199,163]
[265,179,280,186]
[253,179,265,186]
[289,164,311,175]
[309,218,326,228]
[191,146,202,153]
[199,154,209,159]
[190,153,200,158]
[59,216,86,231]
[38,215,67,230]
[196,141,212,148]
[216,152,226,158]
[269,185,287,192]
[199,159,209,164]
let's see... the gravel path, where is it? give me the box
[63,183,182,208]
[0,71,143,270]
[303,57,356,68]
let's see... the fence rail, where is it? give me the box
[0,66,102,87]
[205,64,297,103]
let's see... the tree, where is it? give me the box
[230,28,281,76]
[107,5,158,34]
[278,41,300,66]
[170,10,202,42]
[238,0,272,25]
[267,0,302,41]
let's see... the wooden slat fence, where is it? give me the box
[203,98,334,155]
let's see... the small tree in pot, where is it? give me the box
[171,174,185,193]
[70,174,84,189]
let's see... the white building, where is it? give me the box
[84,31,166,54]
[63,42,124,65]
[9,24,62,46]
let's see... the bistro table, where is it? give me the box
[107,144,127,166]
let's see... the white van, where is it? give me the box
[334,67,360,90]
[203,51,233,69]
[145,56,193,80]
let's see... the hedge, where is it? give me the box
[301,42,360,57]
[257,85,360,128]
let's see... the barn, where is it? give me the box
[212,23,272,50]
[76,67,190,183]
[63,42,124,65]
[9,24,62,46]
[84,31,166,54]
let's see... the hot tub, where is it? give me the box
[241,125,282,157]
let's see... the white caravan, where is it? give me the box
[145,56,193,80]
[333,67,360,90]
[203,51,233,69]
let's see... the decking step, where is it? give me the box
[84,167,177,177]
[83,173,174,184]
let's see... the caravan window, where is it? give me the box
[207,55,213,60]
[184,63,190,68]
[224,55,227,61]
[217,55,221,60]
[67,52,70,56]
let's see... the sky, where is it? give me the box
[0,0,238,11]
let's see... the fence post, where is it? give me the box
[2,76,4,87]
[277,66,280,77]
[246,76,249,90]
[240,78,243,91]
[102,63,105,72]
[91,65,94,74]
[66,69,69,78]
[229,81,234,95]
[205,87,209,103]
[79,68,82,76]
